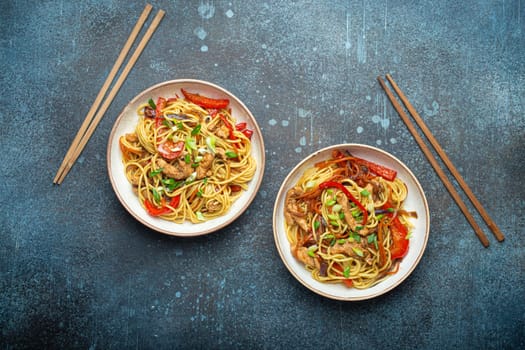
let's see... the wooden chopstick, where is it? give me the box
[385,74,504,243]
[377,75,497,247]
[53,4,152,184]
[53,5,165,184]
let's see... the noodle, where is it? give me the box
[284,149,415,289]
[119,92,256,223]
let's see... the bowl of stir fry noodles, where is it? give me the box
[273,144,429,300]
[108,80,265,236]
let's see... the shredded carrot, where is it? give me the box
[312,200,323,215]
[386,262,400,275]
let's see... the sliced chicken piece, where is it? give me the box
[157,158,193,180]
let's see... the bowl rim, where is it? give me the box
[272,143,430,300]
[107,79,265,237]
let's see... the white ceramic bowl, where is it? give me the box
[273,144,429,300]
[107,79,265,236]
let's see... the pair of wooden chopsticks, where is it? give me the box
[377,74,505,247]
[53,4,165,185]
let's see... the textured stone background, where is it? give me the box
[1,0,524,349]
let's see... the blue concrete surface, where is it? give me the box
[1,0,524,349]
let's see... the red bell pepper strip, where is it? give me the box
[235,122,253,140]
[219,113,236,140]
[230,184,242,192]
[318,181,368,225]
[155,97,167,128]
[144,199,168,216]
[144,195,181,217]
[168,194,181,209]
[181,88,229,109]
[353,157,397,181]
[242,129,253,140]
[235,122,247,131]
[389,217,409,259]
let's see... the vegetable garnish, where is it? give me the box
[353,156,397,181]
[191,124,202,136]
[225,151,238,158]
[206,136,216,153]
[148,98,156,109]
[185,137,198,151]
[155,97,167,128]
[149,168,163,177]
[389,217,409,259]
[314,153,397,182]
[144,194,181,216]
[318,181,368,225]
[181,88,230,109]
[196,211,205,221]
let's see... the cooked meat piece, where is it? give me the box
[294,246,320,269]
[157,158,193,180]
[215,125,230,139]
[196,152,215,179]
[336,192,368,236]
[285,187,309,232]
[215,147,226,160]
[208,122,230,139]
[331,241,369,260]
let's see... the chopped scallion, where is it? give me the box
[360,189,370,196]
[149,168,163,177]
[152,188,161,204]
[185,137,197,151]
[327,214,339,221]
[326,198,336,206]
[206,136,216,153]
[332,204,342,212]
[225,151,238,158]
[185,172,197,184]
[148,98,156,109]
[352,247,364,257]
[307,245,318,258]
[191,124,202,136]
[343,266,351,278]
